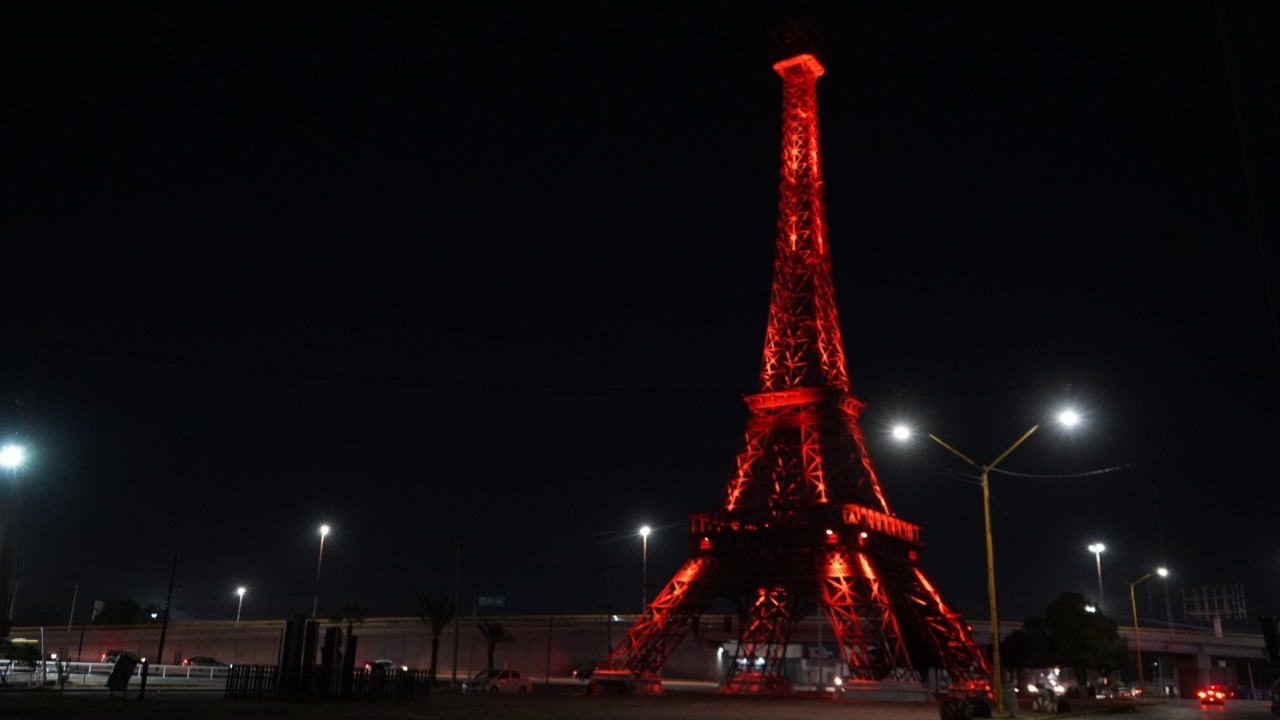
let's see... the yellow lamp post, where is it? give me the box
[1128,567,1168,699]
[894,410,1078,717]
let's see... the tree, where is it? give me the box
[331,601,366,643]
[1002,592,1128,688]
[0,639,39,685]
[418,598,456,687]
[476,620,513,670]
[1003,620,1054,670]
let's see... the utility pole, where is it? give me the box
[139,553,178,701]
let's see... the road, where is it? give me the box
[0,688,1274,720]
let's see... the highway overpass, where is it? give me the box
[14,614,1273,698]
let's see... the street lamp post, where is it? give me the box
[311,524,330,620]
[639,525,651,611]
[1088,543,1106,610]
[1129,567,1168,699]
[0,444,26,639]
[235,587,246,626]
[895,410,1078,717]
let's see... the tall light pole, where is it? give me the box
[1129,567,1168,699]
[1088,543,1106,610]
[894,409,1078,717]
[235,586,246,626]
[0,443,26,639]
[639,525,651,611]
[311,524,330,620]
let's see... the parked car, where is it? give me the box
[1115,685,1142,699]
[100,650,127,664]
[182,656,228,667]
[365,659,405,671]
[1198,685,1227,704]
[461,668,531,694]
[571,665,595,681]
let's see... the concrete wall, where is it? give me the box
[19,614,727,682]
[19,615,1268,692]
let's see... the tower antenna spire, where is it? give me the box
[771,18,824,65]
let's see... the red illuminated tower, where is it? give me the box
[600,50,991,696]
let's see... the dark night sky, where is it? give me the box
[4,2,1280,634]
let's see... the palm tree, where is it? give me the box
[476,619,513,670]
[330,600,366,644]
[418,598,456,686]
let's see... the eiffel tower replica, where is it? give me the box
[599,41,991,697]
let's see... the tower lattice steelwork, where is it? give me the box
[600,51,991,696]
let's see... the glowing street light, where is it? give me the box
[311,524,330,620]
[1129,567,1168,699]
[893,409,1079,717]
[1088,543,1106,610]
[0,445,25,470]
[639,525,651,611]
[235,586,247,626]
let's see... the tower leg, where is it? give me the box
[819,548,918,682]
[604,556,716,686]
[721,586,797,695]
[904,567,992,696]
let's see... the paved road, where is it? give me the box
[0,688,1274,720]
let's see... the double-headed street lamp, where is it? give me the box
[312,524,330,620]
[894,410,1078,717]
[1129,567,1168,699]
[1088,543,1106,610]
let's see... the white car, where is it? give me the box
[461,668,532,694]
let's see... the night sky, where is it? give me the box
[5,2,1280,635]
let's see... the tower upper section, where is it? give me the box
[757,54,849,394]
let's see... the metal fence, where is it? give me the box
[226,664,430,701]
[225,664,278,699]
